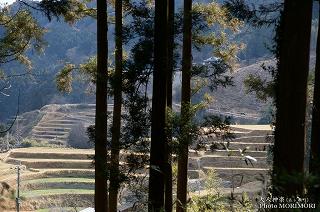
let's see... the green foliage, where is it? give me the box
[56,56,115,94]
[237,192,254,211]
[224,0,281,27]
[0,124,7,137]
[197,115,234,150]
[0,133,22,148]
[122,93,150,151]
[192,2,244,67]
[20,139,61,148]
[19,0,95,23]
[168,104,199,153]
[56,63,75,93]
[0,0,99,121]
[272,168,309,197]
[244,74,274,101]
[68,123,93,149]
[172,161,178,183]
[189,192,255,212]
[0,134,10,150]
[189,194,227,212]
[78,56,97,83]
[201,115,232,134]
[204,169,221,193]
[48,0,95,23]
[0,7,45,68]
[307,71,315,102]
[168,104,234,155]
[192,60,234,92]
[188,169,254,212]
[258,105,274,124]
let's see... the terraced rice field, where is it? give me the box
[36,207,86,212]
[0,148,94,210]
[27,104,113,145]
[189,125,273,185]
[0,124,273,210]
[22,188,94,198]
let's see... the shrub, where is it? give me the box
[20,139,60,148]
[0,124,7,137]
[68,123,93,149]
[188,169,254,212]
[20,140,33,148]
[0,133,19,150]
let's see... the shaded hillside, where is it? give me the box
[204,54,316,124]
[1,1,317,122]
[9,59,275,128]
[10,55,316,125]
[0,0,276,122]
[209,59,274,123]
[170,59,275,124]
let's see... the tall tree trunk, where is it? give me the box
[273,0,313,196]
[95,0,109,211]
[165,0,174,211]
[309,2,320,202]
[109,0,123,210]
[148,0,168,211]
[176,0,192,210]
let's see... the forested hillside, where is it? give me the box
[0,0,317,122]
[0,0,277,121]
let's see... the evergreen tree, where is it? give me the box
[95,0,109,211]
[165,0,175,210]
[176,0,192,211]
[0,0,91,132]
[273,0,313,196]
[55,2,242,210]
[109,0,123,210]
[148,0,168,210]
[310,0,320,203]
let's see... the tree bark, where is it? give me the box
[176,0,192,210]
[309,1,320,201]
[109,0,123,210]
[165,0,174,211]
[148,0,168,211]
[273,0,313,196]
[95,0,109,211]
